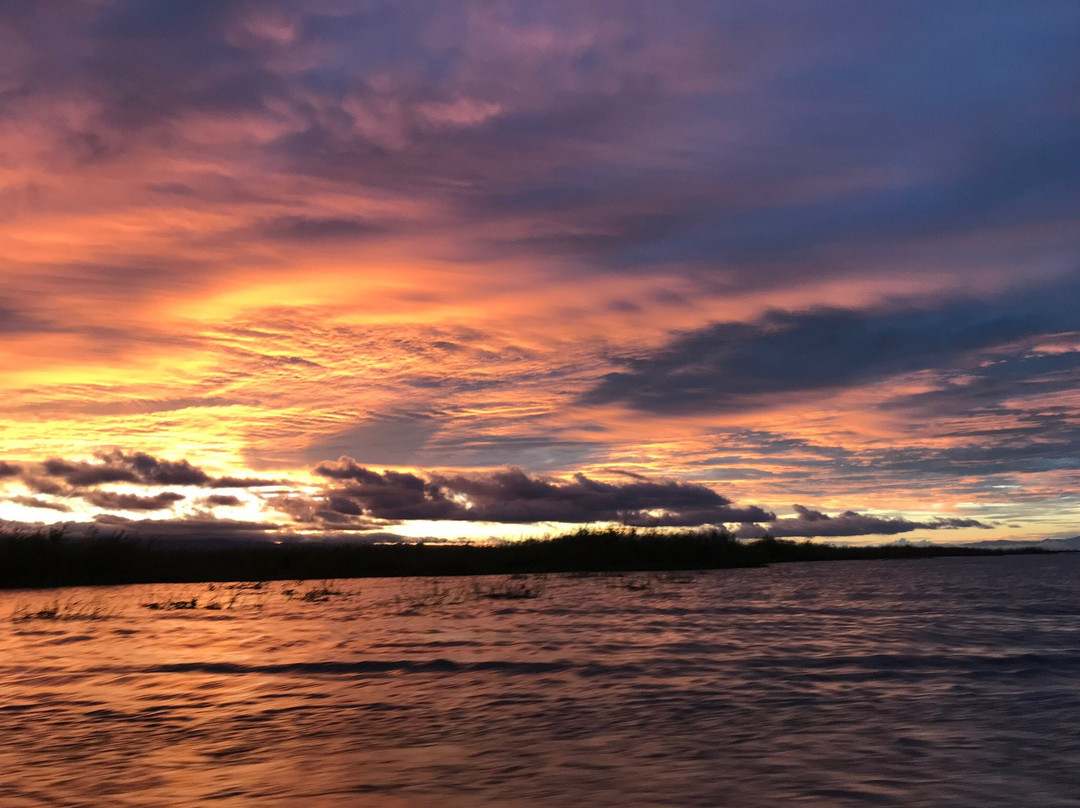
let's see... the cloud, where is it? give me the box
[42,458,139,487]
[83,490,186,512]
[584,282,1080,414]
[205,494,242,507]
[7,496,71,513]
[33,451,280,491]
[877,341,1080,430]
[2,445,1003,539]
[735,505,990,539]
[118,452,212,485]
[313,458,460,520]
[256,215,391,242]
[40,451,210,487]
[265,488,389,528]
[314,458,773,526]
[438,468,774,526]
[211,476,279,489]
[0,303,51,335]
[21,476,68,496]
[0,461,21,478]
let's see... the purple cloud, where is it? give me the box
[735,505,990,539]
[83,490,186,512]
[315,458,772,526]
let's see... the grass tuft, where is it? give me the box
[475,577,544,600]
[11,596,112,621]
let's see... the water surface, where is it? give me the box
[2,555,1078,806]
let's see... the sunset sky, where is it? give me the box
[2,2,1079,544]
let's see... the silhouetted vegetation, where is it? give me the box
[0,525,1055,591]
[10,595,112,621]
[295,582,343,602]
[475,576,544,600]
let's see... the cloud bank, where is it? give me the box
[0,450,991,540]
[315,459,774,526]
[735,505,990,540]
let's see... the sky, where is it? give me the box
[1,1,1079,544]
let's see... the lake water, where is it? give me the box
[1,555,1078,807]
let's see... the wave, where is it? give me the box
[139,659,576,676]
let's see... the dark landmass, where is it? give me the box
[0,526,1063,591]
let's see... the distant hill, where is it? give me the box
[959,535,1080,551]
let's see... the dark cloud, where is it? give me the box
[29,453,285,498]
[0,303,51,335]
[312,460,992,536]
[119,451,211,485]
[41,451,210,487]
[878,345,1080,425]
[437,468,774,526]
[36,451,222,489]
[266,488,389,528]
[7,496,71,513]
[3,445,1003,539]
[21,476,68,496]
[735,505,990,539]
[860,434,1080,480]
[211,476,279,489]
[314,458,773,526]
[84,490,186,511]
[42,458,139,487]
[584,283,1080,414]
[205,494,242,507]
[314,456,394,482]
[314,459,459,520]
[0,461,21,478]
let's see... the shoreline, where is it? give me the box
[0,528,1061,592]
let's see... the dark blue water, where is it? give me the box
[2,554,1078,806]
